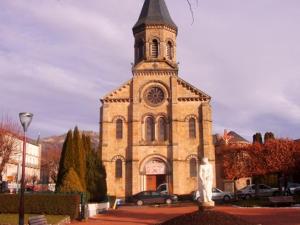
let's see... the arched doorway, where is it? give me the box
[140,157,169,191]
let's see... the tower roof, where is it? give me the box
[133,0,177,32]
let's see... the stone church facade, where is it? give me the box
[100,0,215,199]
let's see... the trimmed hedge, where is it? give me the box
[0,193,80,220]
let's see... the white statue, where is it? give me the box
[198,157,213,203]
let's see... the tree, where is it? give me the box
[56,130,73,190]
[56,127,107,199]
[57,168,84,193]
[264,132,275,143]
[73,127,86,190]
[85,135,107,202]
[0,117,20,182]
[41,147,60,183]
[223,139,300,186]
[252,133,263,144]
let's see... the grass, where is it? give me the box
[0,214,68,225]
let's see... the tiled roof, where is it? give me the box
[228,131,249,143]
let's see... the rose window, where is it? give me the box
[144,86,165,106]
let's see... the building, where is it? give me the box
[2,137,41,189]
[100,0,215,199]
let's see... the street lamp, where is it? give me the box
[18,112,33,225]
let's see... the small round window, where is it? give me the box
[144,86,165,106]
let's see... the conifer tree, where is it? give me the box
[253,133,263,144]
[73,127,86,190]
[56,130,73,190]
[85,135,107,202]
[57,167,84,193]
[264,132,275,143]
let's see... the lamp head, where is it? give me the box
[19,112,33,132]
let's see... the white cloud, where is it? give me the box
[0,0,299,139]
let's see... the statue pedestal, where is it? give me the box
[198,201,215,211]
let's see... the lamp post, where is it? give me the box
[18,112,33,225]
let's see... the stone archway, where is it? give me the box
[140,157,171,192]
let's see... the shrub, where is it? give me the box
[0,193,80,220]
[57,168,84,193]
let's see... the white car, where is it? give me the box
[193,188,233,202]
[237,184,279,199]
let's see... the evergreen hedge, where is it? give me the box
[0,193,80,220]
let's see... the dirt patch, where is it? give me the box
[157,210,254,225]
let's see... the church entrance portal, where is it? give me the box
[144,158,168,191]
[146,175,166,191]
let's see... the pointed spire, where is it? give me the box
[133,0,177,32]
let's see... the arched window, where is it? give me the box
[166,41,173,59]
[115,159,122,178]
[158,117,167,141]
[136,40,144,61]
[189,158,197,177]
[116,119,123,139]
[145,117,155,142]
[151,39,159,58]
[189,118,196,138]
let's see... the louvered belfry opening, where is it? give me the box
[166,41,172,59]
[152,39,159,58]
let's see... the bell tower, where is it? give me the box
[132,0,178,75]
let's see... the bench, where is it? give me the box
[268,196,295,206]
[28,215,47,225]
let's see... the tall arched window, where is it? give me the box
[145,117,155,142]
[115,159,122,178]
[166,41,173,59]
[189,118,196,138]
[158,117,167,141]
[152,39,159,58]
[116,119,123,139]
[189,158,197,177]
[136,40,144,61]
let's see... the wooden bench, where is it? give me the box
[268,196,295,206]
[28,215,47,225]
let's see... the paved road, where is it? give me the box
[72,204,300,225]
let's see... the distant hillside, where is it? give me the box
[41,131,99,153]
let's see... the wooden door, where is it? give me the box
[146,175,157,191]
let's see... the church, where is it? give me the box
[100,0,215,199]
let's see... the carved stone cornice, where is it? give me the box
[101,98,130,103]
[133,70,178,76]
[178,97,209,102]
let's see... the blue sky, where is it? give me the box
[0,0,299,140]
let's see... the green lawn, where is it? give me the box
[0,214,68,225]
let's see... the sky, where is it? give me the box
[0,0,299,141]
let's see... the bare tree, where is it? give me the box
[0,116,20,182]
[186,0,198,24]
[41,147,60,183]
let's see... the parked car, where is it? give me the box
[286,182,300,195]
[237,184,279,199]
[130,191,178,206]
[193,188,233,202]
